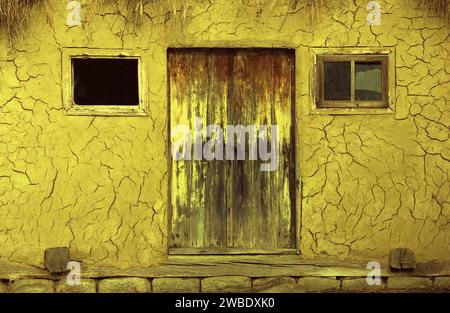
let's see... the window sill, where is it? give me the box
[310,106,394,115]
[65,105,148,117]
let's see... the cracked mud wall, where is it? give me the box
[0,0,448,268]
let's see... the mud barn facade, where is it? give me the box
[0,0,449,292]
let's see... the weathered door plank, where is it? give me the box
[169,49,295,251]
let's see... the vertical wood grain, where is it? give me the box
[169,49,295,251]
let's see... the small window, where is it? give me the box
[62,48,148,116]
[317,54,388,109]
[73,58,139,106]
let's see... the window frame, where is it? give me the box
[310,47,395,115]
[62,48,148,116]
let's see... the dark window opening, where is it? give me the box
[72,58,139,106]
[324,62,351,101]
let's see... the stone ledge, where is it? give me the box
[2,258,450,280]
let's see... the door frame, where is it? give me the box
[166,47,300,255]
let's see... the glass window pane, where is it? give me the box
[355,62,382,101]
[323,62,351,101]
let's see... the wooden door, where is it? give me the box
[169,48,296,254]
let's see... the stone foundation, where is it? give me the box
[1,276,449,293]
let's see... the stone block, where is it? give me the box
[0,281,8,293]
[389,248,416,270]
[253,277,298,293]
[202,276,251,293]
[44,247,70,274]
[297,277,340,292]
[56,279,96,293]
[386,277,432,289]
[152,278,200,293]
[12,279,54,293]
[98,277,150,293]
[434,277,450,289]
[341,278,385,291]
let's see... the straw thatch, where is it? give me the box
[123,0,194,25]
[0,0,42,39]
[416,0,449,14]
[0,0,448,41]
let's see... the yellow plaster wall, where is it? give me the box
[0,0,448,268]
